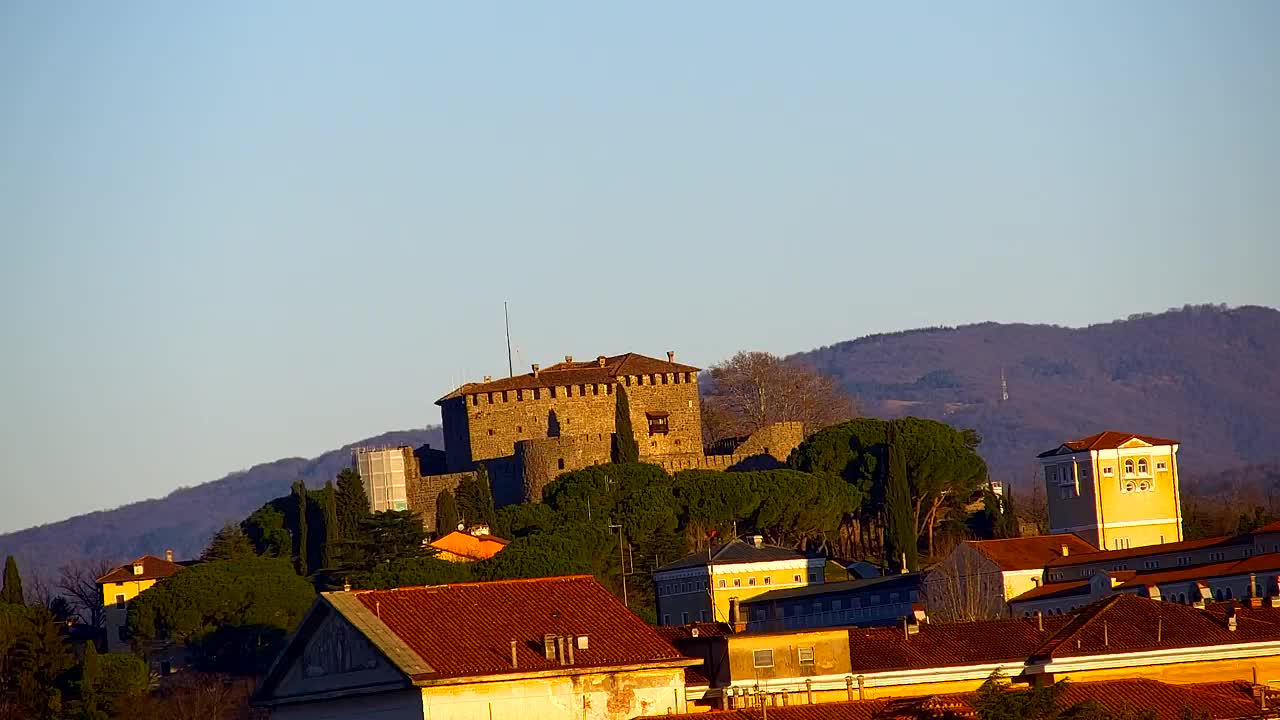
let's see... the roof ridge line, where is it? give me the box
[346,574,594,594]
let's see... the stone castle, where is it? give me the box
[403,351,804,531]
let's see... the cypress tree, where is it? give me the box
[322,480,339,569]
[883,423,918,573]
[78,639,106,720]
[613,384,640,463]
[335,468,369,540]
[2,555,23,604]
[435,488,460,537]
[1000,487,1021,539]
[293,481,309,576]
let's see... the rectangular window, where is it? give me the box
[646,412,670,436]
[1103,466,1114,476]
[753,649,774,668]
[734,578,741,587]
[1113,538,1131,550]
[1144,560,1159,569]
[763,577,772,585]
[699,610,707,621]
[798,647,815,664]
[681,612,689,624]
[1156,462,1167,471]
[748,577,756,586]
[663,614,671,625]
[114,594,126,609]
[809,573,817,583]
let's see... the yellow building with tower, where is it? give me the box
[1038,431,1183,551]
[652,536,826,626]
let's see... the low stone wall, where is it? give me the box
[406,471,475,532]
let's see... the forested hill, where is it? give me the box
[0,427,443,582]
[793,304,1280,488]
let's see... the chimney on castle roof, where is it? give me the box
[564,355,573,363]
[532,363,540,377]
[597,355,606,367]
[667,350,675,363]
[483,375,492,382]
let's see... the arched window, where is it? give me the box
[1137,458,1149,474]
[1225,587,1233,600]
[718,579,726,589]
[1215,588,1224,600]
[1124,459,1135,475]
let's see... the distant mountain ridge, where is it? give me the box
[4,304,1276,583]
[792,304,1280,487]
[0,428,443,582]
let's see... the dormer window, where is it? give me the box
[132,563,144,576]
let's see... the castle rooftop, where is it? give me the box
[436,351,699,404]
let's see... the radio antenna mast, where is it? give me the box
[504,301,514,378]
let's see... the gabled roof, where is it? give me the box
[654,622,734,641]
[1008,579,1093,604]
[1112,551,1280,590]
[96,554,188,584]
[965,534,1097,571]
[847,614,1074,673]
[1045,534,1250,569]
[436,352,700,403]
[1029,593,1280,661]
[339,575,691,680]
[655,538,820,573]
[428,531,509,561]
[1037,431,1180,458]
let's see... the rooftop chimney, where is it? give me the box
[750,535,764,548]
[165,549,174,562]
[343,580,352,592]
[667,351,675,363]
[1061,545,1070,557]
[510,640,518,669]
[1227,604,1238,632]
[532,363,540,377]
[564,355,573,363]
[483,375,492,382]
[576,635,588,651]
[597,355,606,367]
[132,562,144,576]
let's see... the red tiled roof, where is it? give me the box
[847,615,1074,673]
[1030,593,1280,661]
[1045,534,1250,568]
[664,680,1269,720]
[350,575,690,679]
[966,534,1098,571]
[1037,431,1180,458]
[96,554,187,584]
[436,352,699,403]
[427,531,509,561]
[1114,551,1280,589]
[1009,579,1092,604]
[1253,520,1280,535]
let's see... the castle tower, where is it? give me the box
[1036,431,1183,551]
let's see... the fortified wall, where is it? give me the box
[405,471,475,533]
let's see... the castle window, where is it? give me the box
[558,458,565,470]
[580,384,587,396]
[550,386,557,398]
[487,429,495,436]
[661,373,668,384]
[1137,458,1149,475]
[516,425,522,433]
[1124,459,1135,476]
[502,391,509,403]
[488,393,494,404]
[592,384,599,395]
[533,388,541,400]
[472,395,479,406]
[646,411,670,436]
[517,389,524,401]
[607,384,614,394]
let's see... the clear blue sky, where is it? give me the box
[1,2,1277,534]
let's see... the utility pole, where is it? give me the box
[609,524,627,607]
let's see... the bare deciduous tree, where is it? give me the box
[58,558,114,629]
[700,351,856,443]
[924,544,1010,623]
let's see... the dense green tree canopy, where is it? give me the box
[201,523,255,562]
[126,557,315,674]
[2,555,24,605]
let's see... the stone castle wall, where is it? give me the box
[652,422,806,475]
[624,375,702,458]
[516,433,615,503]
[405,471,475,533]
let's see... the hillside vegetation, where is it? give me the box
[793,304,1280,487]
[0,428,442,582]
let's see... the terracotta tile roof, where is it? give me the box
[1253,520,1280,535]
[666,680,1270,720]
[347,575,692,679]
[436,352,700,403]
[846,614,1074,672]
[656,538,821,573]
[427,531,509,561]
[1113,551,1280,589]
[1030,593,1280,661]
[966,534,1097,571]
[1037,430,1180,457]
[1045,534,1249,568]
[1008,578,1092,604]
[96,554,188,584]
